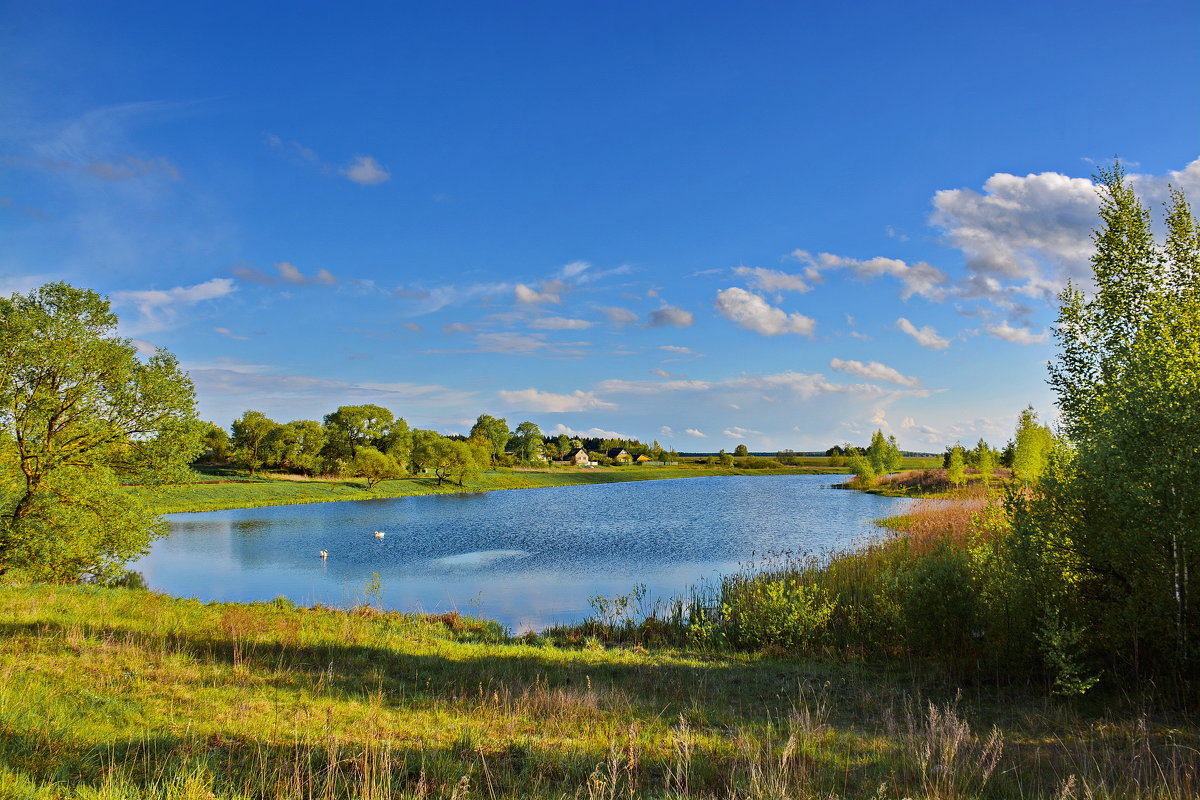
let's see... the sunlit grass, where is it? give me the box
[0,582,1195,798]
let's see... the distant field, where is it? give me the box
[130,463,866,514]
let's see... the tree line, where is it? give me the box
[201,409,680,485]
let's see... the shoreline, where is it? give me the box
[130,464,852,514]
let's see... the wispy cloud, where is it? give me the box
[112,277,236,333]
[896,317,951,350]
[829,358,921,387]
[233,261,337,286]
[497,387,616,412]
[684,428,707,438]
[598,306,638,326]
[789,250,948,302]
[732,266,813,293]
[529,316,593,330]
[514,283,561,305]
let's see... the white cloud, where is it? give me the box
[558,261,591,280]
[659,345,695,355]
[514,283,560,305]
[714,287,815,336]
[341,155,391,185]
[684,428,707,438]
[723,426,761,438]
[896,317,951,350]
[529,316,593,330]
[598,306,638,326]
[731,266,813,293]
[214,326,249,341]
[233,262,336,286]
[790,250,948,301]
[112,277,237,333]
[498,388,616,412]
[829,358,921,387]
[986,320,1049,345]
[648,305,694,327]
[659,425,674,437]
[443,322,473,334]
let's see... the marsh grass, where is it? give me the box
[0,583,1196,798]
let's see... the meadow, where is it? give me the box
[0,580,1195,800]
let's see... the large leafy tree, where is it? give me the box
[230,411,278,476]
[469,414,509,466]
[321,404,394,462]
[0,283,201,580]
[511,420,543,463]
[1027,165,1200,678]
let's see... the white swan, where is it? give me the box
[374,531,385,539]
[319,550,328,559]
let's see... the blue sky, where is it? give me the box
[3,1,1198,452]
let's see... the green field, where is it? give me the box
[0,582,1193,800]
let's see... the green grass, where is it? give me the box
[131,465,851,514]
[0,583,1194,799]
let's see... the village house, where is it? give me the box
[606,447,633,465]
[564,447,591,466]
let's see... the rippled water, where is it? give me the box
[134,475,912,632]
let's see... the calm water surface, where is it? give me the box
[134,475,912,632]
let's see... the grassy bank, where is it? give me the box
[1,582,1195,799]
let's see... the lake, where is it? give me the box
[134,474,913,632]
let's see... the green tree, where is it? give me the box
[376,417,412,472]
[866,429,903,476]
[1011,406,1053,486]
[322,404,394,463]
[197,421,231,463]
[408,429,442,474]
[469,414,509,467]
[349,446,401,489]
[0,283,201,581]
[734,443,749,457]
[973,438,995,484]
[1030,167,1200,676]
[718,449,734,467]
[511,420,543,463]
[848,453,876,487]
[946,444,966,487]
[231,411,278,476]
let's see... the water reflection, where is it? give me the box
[134,475,912,632]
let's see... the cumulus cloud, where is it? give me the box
[529,316,593,330]
[896,317,951,350]
[986,320,1049,345]
[112,277,236,333]
[233,262,336,286]
[714,287,815,336]
[789,250,948,301]
[648,305,694,327]
[340,155,391,185]
[514,283,561,305]
[684,428,707,438]
[829,358,921,387]
[498,388,616,412]
[732,266,813,293]
[932,170,1098,302]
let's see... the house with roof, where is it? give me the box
[564,447,591,466]
[606,447,633,465]
[632,453,651,464]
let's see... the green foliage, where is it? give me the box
[0,282,200,580]
[867,429,903,476]
[720,576,836,651]
[347,446,402,489]
[733,443,749,457]
[510,420,543,463]
[230,410,278,476]
[900,543,979,664]
[1011,406,1053,485]
[848,453,876,486]
[946,444,966,487]
[469,413,509,466]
